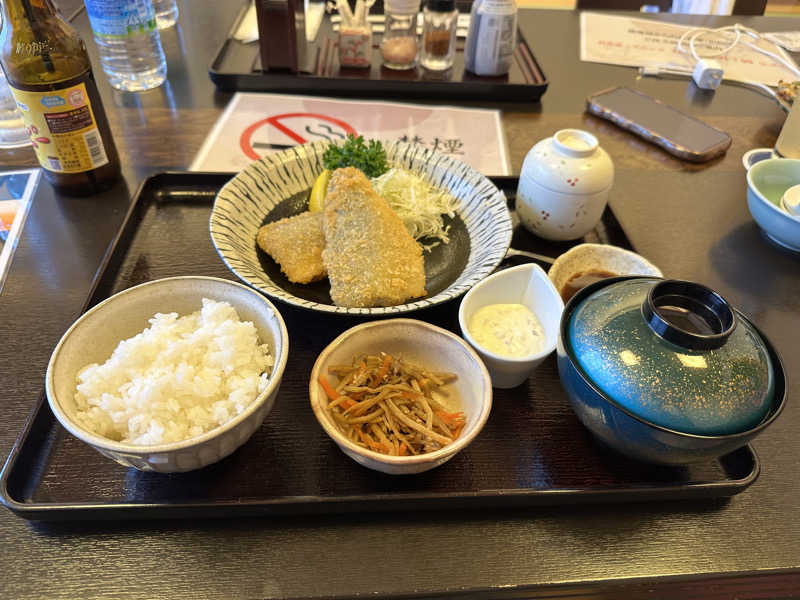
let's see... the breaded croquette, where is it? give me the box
[322,167,426,307]
[256,211,327,284]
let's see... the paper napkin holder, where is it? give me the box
[255,0,307,73]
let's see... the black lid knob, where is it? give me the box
[426,0,456,11]
[641,280,736,351]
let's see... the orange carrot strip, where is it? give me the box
[357,428,371,445]
[398,442,408,456]
[340,398,357,410]
[450,424,464,441]
[376,354,392,382]
[319,374,339,400]
[357,428,388,453]
[435,410,465,427]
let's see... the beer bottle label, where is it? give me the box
[8,80,110,173]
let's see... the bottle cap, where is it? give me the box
[426,0,455,11]
[386,0,421,13]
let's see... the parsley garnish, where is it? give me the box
[322,135,389,178]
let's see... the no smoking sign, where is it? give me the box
[239,113,357,160]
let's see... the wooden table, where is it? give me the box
[1,3,799,598]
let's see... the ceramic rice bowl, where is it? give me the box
[45,276,289,473]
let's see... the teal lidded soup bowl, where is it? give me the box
[557,276,787,465]
[746,158,800,252]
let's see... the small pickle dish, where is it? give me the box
[309,319,493,475]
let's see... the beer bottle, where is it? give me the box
[0,0,120,196]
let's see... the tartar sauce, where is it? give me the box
[468,303,545,358]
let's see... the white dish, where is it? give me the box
[210,140,513,315]
[548,243,663,301]
[309,319,492,474]
[458,263,564,389]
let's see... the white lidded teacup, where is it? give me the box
[516,129,614,241]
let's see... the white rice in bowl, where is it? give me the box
[73,298,274,445]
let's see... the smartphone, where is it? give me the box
[586,87,732,163]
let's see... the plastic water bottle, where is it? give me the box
[152,0,179,29]
[83,0,167,92]
[464,0,518,76]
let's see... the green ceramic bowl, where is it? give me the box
[746,158,800,252]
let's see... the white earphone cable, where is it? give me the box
[676,23,800,79]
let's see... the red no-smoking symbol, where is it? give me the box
[239,112,357,160]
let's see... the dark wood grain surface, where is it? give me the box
[1,2,799,598]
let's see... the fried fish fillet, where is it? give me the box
[323,167,426,307]
[256,211,327,284]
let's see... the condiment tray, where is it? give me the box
[209,4,548,101]
[0,172,759,521]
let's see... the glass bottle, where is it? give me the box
[152,0,179,29]
[83,0,167,92]
[382,0,419,70]
[464,0,518,76]
[421,0,457,71]
[0,0,121,196]
[0,67,29,148]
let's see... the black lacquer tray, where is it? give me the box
[209,4,548,101]
[0,172,759,521]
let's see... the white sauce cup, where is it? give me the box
[458,263,564,388]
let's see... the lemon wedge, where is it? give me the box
[308,169,331,212]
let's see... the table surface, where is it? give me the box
[2,3,799,599]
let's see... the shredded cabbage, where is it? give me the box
[371,168,459,251]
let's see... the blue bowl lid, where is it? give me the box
[566,278,774,436]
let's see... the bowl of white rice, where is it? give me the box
[46,276,289,473]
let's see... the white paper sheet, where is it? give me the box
[191,93,510,175]
[580,13,799,87]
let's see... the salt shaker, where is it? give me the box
[421,0,457,71]
[382,0,420,70]
[516,129,614,241]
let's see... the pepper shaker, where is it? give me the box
[420,0,457,71]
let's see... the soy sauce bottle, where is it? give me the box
[0,0,120,196]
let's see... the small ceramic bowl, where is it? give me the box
[46,276,289,473]
[309,319,492,475]
[746,158,800,252]
[516,129,614,241]
[548,243,662,303]
[458,263,563,389]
